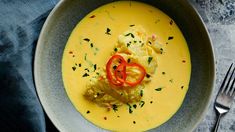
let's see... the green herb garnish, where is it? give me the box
[140,90,143,97]
[112,104,118,112]
[162,72,165,75]
[84,53,87,61]
[93,64,97,71]
[90,43,93,48]
[139,101,145,108]
[82,73,89,77]
[129,24,135,27]
[114,48,118,52]
[83,38,90,42]
[72,66,76,71]
[127,104,133,114]
[148,57,153,64]
[155,88,162,91]
[127,43,131,47]
[125,33,135,38]
[86,110,90,114]
[106,28,111,35]
[168,36,174,40]
[133,104,137,109]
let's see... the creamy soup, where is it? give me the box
[62,1,191,131]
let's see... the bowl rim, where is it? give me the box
[34,0,216,131]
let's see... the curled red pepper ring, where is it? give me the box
[106,55,126,86]
[106,54,146,87]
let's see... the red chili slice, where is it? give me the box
[106,55,146,87]
[124,63,146,87]
[106,55,126,86]
[114,63,127,83]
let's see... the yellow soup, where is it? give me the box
[62,1,191,131]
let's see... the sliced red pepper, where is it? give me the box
[106,55,126,86]
[124,63,146,87]
[114,63,127,83]
[106,54,146,87]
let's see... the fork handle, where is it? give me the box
[213,113,222,132]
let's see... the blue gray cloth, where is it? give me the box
[0,0,58,131]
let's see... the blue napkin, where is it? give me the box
[0,0,59,131]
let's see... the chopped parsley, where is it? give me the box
[181,86,184,89]
[148,57,153,64]
[83,38,90,42]
[168,36,174,40]
[84,53,87,61]
[139,101,145,107]
[162,72,166,75]
[150,101,153,104]
[72,66,76,71]
[125,33,135,38]
[112,104,118,112]
[169,79,173,83]
[140,90,144,97]
[85,68,90,72]
[79,63,82,67]
[129,24,135,27]
[106,28,111,35]
[148,41,152,45]
[133,104,137,109]
[155,88,162,91]
[90,43,93,48]
[82,73,89,77]
[86,110,90,114]
[127,104,133,114]
[127,43,131,47]
[93,64,97,71]
[114,48,118,52]
[160,48,164,54]
[133,121,136,124]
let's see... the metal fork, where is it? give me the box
[213,63,235,132]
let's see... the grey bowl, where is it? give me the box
[34,0,215,131]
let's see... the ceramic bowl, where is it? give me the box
[34,0,215,131]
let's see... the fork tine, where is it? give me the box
[229,74,235,96]
[225,65,235,94]
[220,63,233,93]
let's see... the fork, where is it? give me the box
[213,63,235,132]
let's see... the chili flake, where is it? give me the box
[89,15,96,18]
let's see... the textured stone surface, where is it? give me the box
[190,0,235,131]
